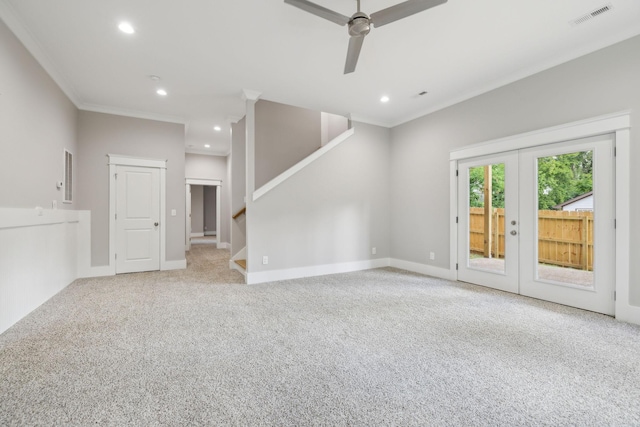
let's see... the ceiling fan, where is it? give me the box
[284,0,447,74]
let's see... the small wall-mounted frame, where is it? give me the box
[63,148,73,203]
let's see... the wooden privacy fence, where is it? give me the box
[469,208,593,271]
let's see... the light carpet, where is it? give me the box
[1,245,639,426]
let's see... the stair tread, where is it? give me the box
[234,259,246,269]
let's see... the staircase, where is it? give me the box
[228,98,354,284]
[230,245,247,278]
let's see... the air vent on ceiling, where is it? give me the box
[570,3,613,26]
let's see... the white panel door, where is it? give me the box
[116,165,160,273]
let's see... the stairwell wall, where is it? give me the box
[255,100,321,189]
[247,122,391,283]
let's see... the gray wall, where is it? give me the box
[327,113,350,143]
[249,122,390,272]
[231,118,247,256]
[390,35,640,305]
[204,186,217,234]
[185,153,228,242]
[190,185,204,234]
[0,19,77,209]
[77,111,186,265]
[185,153,227,179]
[255,100,321,189]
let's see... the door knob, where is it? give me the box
[154,222,159,226]
[511,220,517,225]
[510,230,517,236]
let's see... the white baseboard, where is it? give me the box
[162,259,187,271]
[190,232,204,237]
[390,258,456,281]
[81,260,187,276]
[78,265,112,279]
[218,242,230,249]
[616,304,640,326]
[204,231,217,236]
[246,258,391,285]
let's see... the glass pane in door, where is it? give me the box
[468,163,506,273]
[536,151,594,287]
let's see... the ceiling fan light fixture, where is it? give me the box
[349,13,371,37]
[284,0,447,74]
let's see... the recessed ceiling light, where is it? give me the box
[380,96,390,103]
[149,75,161,82]
[156,89,167,96]
[204,144,211,148]
[214,126,222,132]
[118,22,135,34]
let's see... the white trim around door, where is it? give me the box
[108,155,167,275]
[450,111,637,324]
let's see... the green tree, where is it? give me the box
[537,151,592,209]
[469,163,505,208]
[467,151,592,210]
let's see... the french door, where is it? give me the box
[457,134,615,315]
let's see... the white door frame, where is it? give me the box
[449,111,636,324]
[185,178,222,249]
[186,184,192,251]
[108,154,167,275]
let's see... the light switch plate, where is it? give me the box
[171,209,176,216]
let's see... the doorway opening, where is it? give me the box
[185,179,222,251]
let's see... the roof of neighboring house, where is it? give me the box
[553,191,594,209]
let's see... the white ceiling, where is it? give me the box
[1,0,639,156]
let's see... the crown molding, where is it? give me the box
[242,89,262,102]
[79,103,186,124]
[0,0,82,107]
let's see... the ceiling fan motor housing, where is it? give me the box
[348,12,371,37]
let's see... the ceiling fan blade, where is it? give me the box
[370,0,447,27]
[284,0,350,26]
[344,35,365,74]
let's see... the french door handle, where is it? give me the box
[510,230,517,236]
[154,222,159,227]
